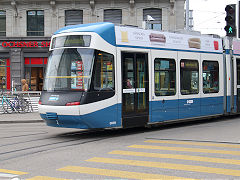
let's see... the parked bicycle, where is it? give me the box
[0,91,30,113]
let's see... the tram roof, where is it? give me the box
[53,22,223,54]
[54,22,116,46]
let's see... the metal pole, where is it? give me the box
[223,46,227,114]
[237,1,239,38]
[186,0,189,30]
[229,36,235,112]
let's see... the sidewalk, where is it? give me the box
[0,112,43,123]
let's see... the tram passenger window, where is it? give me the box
[180,60,199,95]
[203,61,219,93]
[93,51,114,91]
[154,58,176,96]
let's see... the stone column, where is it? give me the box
[10,48,22,90]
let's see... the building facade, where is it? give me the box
[0,0,185,91]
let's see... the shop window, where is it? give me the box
[180,59,199,95]
[0,11,6,36]
[65,10,83,26]
[93,51,114,91]
[27,10,44,36]
[25,67,44,91]
[104,9,122,25]
[0,58,10,90]
[203,61,219,93]
[154,58,176,96]
[25,57,47,91]
[143,8,162,30]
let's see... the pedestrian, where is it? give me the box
[21,79,29,91]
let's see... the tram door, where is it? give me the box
[121,52,149,128]
[237,59,240,112]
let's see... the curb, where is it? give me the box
[0,120,44,124]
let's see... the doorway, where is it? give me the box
[25,67,44,91]
[121,52,149,128]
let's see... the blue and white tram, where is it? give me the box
[38,22,239,129]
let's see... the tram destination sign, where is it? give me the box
[1,41,50,48]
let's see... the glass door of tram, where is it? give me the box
[121,52,149,128]
[237,59,240,112]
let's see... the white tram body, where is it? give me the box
[38,22,240,129]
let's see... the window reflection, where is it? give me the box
[180,59,199,95]
[93,51,114,91]
[0,11,6,36]
[27,10,44,36]
[155,58,176,96]
[203,61,219,93]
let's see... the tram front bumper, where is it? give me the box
[38,104,89,129]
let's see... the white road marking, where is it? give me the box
[0,173,18,178]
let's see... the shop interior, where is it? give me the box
[25,67,44,91]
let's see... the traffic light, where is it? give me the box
[224,4,236,37]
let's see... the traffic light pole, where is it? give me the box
[228,36,235,112]
[224,4,236,112]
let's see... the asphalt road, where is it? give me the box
[0,116,240,179]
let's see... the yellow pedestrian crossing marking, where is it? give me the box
[109,150,240,165]
[23,139,240,179]
[145,139,240,148]
[128,144,240,155]
[0,168,28,175]
[58,166,198,180]
[26,176,69,180]
[86,157,240,176]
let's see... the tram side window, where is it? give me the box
[93,51,114,91]
[180,59,199,95]
[154,58,176,96]
[203,61,219,93]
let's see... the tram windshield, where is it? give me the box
[44,48,94,91]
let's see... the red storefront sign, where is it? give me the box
[1,41,50,48]
[25,57,48,65]
[6,59,11,90]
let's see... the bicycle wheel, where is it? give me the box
[0,102,4,114]
[19,99,30,113]
[2,100,14,114]
[13,98,21,113]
